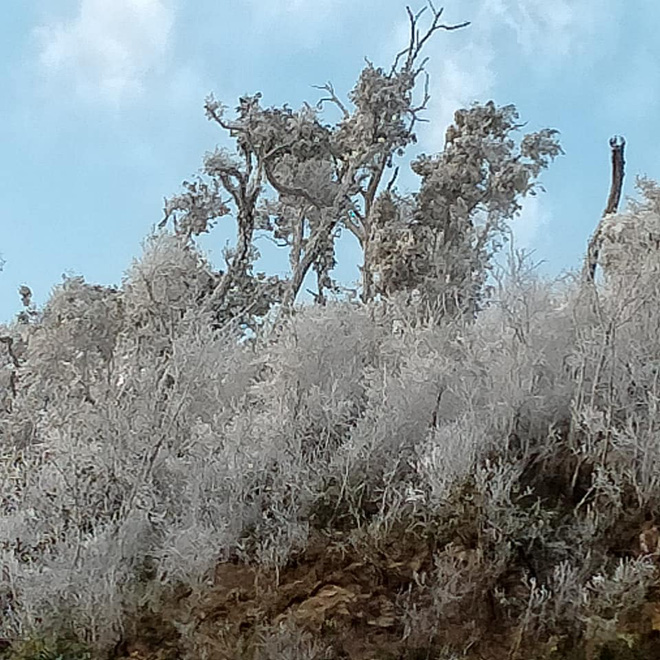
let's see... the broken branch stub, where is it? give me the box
[583,135,626,284]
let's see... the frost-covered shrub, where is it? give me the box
[599,177,660,283]
[4,197,660,657]
[121,231,221,356]
[14,83,660,660]
[7,276,123,419]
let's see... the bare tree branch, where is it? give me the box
[306,288,325,305]
[409,70,432,130]
[282,212,338,306]
[205,101,242,134]
[391,3,470,75]
[258,234,289,249]
[343,203,365,241]
[386,166,400,193]
[262,160,323,209]
[290,206,307,272]
[364,154,389,217]
[246,159,264,199]
[314,82,350,119]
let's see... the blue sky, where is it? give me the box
[1,0,658,324]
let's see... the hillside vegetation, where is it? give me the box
[2,4,660,659]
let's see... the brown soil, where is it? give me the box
[113,524,466,659]
[110,521,660,660]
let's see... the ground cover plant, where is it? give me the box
[1,4,660,659]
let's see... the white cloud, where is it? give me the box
[423,41,496,151]
[35,0,174,105]
[485,0,579,61]
[482,0,618,65]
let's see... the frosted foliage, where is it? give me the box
[251,304,382,415]
[599,177,660,282]
[2,239,660,654]
[170,10,555,311]
[37,276,122,363]
[538,558,655,640]
[587,557,655,618]
[122,232,218,336]
[10,276,123,417]
[163,175,230,238]
[6,3,660,653]
[335,62,416,159]
[370,101,562,320]
[0,275,266,649]
[417,415,484,501]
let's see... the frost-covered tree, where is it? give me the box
[164,4,472,314]
[165,5,561,328]
[369,101,563,321]
[161,167,286,331]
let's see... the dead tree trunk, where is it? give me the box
[583,136,626,283]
